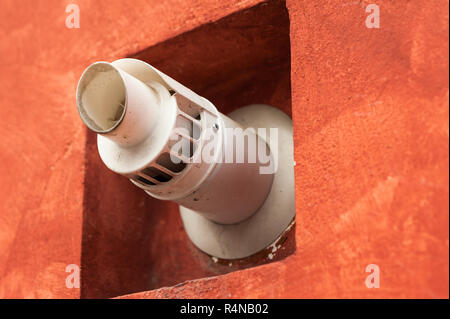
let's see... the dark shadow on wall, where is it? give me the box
[80,0,293,299]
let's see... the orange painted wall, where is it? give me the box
[0,0,448,299]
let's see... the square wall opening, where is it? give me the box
[81,0,293,299]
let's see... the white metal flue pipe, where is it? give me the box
[76,60,274,225]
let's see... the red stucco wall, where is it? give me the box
[0,0,448,298]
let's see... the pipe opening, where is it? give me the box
[76,62,127,133]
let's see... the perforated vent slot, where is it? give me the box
[156,152,186,173]
[135,175,155,186]
[168,134,196,159]
[175,114,201,140]
[192,120,201,140]
[175,94,203,119]
[166,110,202,161]
[141,166,172,183]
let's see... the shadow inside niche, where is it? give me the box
[81,0,293,299]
